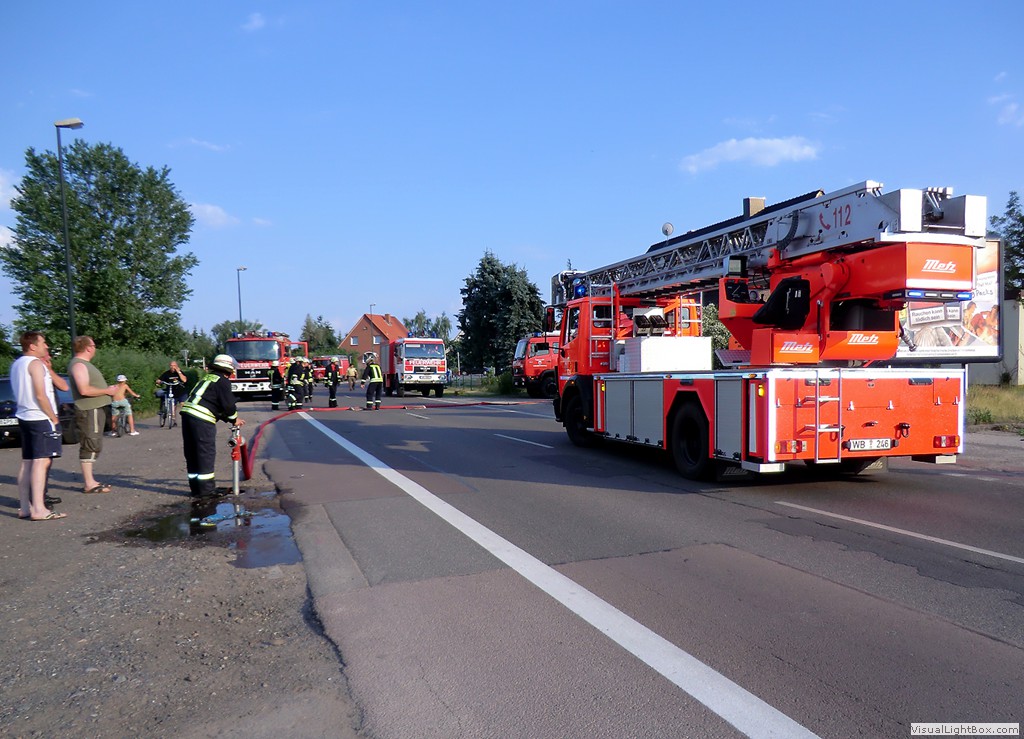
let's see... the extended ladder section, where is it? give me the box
[552,180,987,306]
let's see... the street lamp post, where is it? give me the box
[236,266,247,324]
[55,117,84,343]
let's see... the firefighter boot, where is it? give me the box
[329,397,338,408]
[374,400,381,411]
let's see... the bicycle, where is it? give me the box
[114,398,132,437]
[157,383,182,429]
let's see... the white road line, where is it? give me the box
[501,409,556,419]
[494,433,553,449]
[406,412,430,420]
[301,413,818,739]
[776,501,1024,566]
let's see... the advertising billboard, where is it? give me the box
[895,239,1001,361]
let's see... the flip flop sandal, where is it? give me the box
[83,484,112,494]
[30,511,67,521]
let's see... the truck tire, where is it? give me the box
[525,383,541,399]
[670,402,713,480]
[563,395,596,448]
[540,373,558,399]
[434,386,444,397]
[420,388,430,397]
[396,379,405,398]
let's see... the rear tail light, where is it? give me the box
[933,435,960,448]
[775,440,807,454]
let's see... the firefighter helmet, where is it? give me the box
[271,360,279,367]
[213,354,237,373]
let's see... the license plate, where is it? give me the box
[0,417,18,426]
[847,437,891,451]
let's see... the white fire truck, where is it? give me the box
[382,337,449,398]
[549,180,987,479]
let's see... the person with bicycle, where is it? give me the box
[155,361,188,425]
[111,374,141,436]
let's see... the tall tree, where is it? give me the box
[991,191,1024,296]
[299,314,339,354]
[403,310,431,336]
[431,312,453,343]
[210,319,264,348]
[458,252,544,372]
[2,141,197,354]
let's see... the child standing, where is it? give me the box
[111,374,141,435]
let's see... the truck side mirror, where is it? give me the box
[544,306,556,333]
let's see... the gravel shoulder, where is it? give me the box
[0,408,360,738]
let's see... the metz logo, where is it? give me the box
[780,341,815,354]
[848,333,880,345]
[921,259,958,273]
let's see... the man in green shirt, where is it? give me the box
[69,336,117,494]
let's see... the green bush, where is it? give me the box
[496,371,516,395]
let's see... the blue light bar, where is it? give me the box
[907,290,926,298]
[956,292,973,300]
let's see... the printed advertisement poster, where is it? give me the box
[896,239,1001,361]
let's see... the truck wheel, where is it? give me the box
[385,384,393,397]
[434,386,444,397]
[540,374,558,399]
[396,379,405,398]
[670,403,712,480]
[420,388,429,396]
[563,395,596,448]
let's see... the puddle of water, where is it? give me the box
[118,493,301,569]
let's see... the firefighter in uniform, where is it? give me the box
[269,360,284,411]
[361,352,383,410]
[325,357,341,408]
[304,358,315,404]
[180,354,244,499]
[286,357,305,409]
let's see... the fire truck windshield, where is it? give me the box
[225,339,280,361]
[514,340,528,360]
[404,343,444,359]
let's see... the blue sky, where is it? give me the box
[2,2,1022,342]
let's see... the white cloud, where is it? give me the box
[252,217,273,227]
[242,12,266,31]
[185,137,229,152]
[190,203,241,228]
[680,136,820,174]
[988,93,1012,105]
[996,102,1024,127]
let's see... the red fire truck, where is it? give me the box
[311,356,350,384]
[549,180,986,479]
[223,331,308,398]
[512,333,560,398]
[381,337,448,397]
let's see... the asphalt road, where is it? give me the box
[259,390,1024,738]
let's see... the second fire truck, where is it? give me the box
[549,180,986,479]
[512,333,561,398]
[223,331,308,398]
[382,337,449,397]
